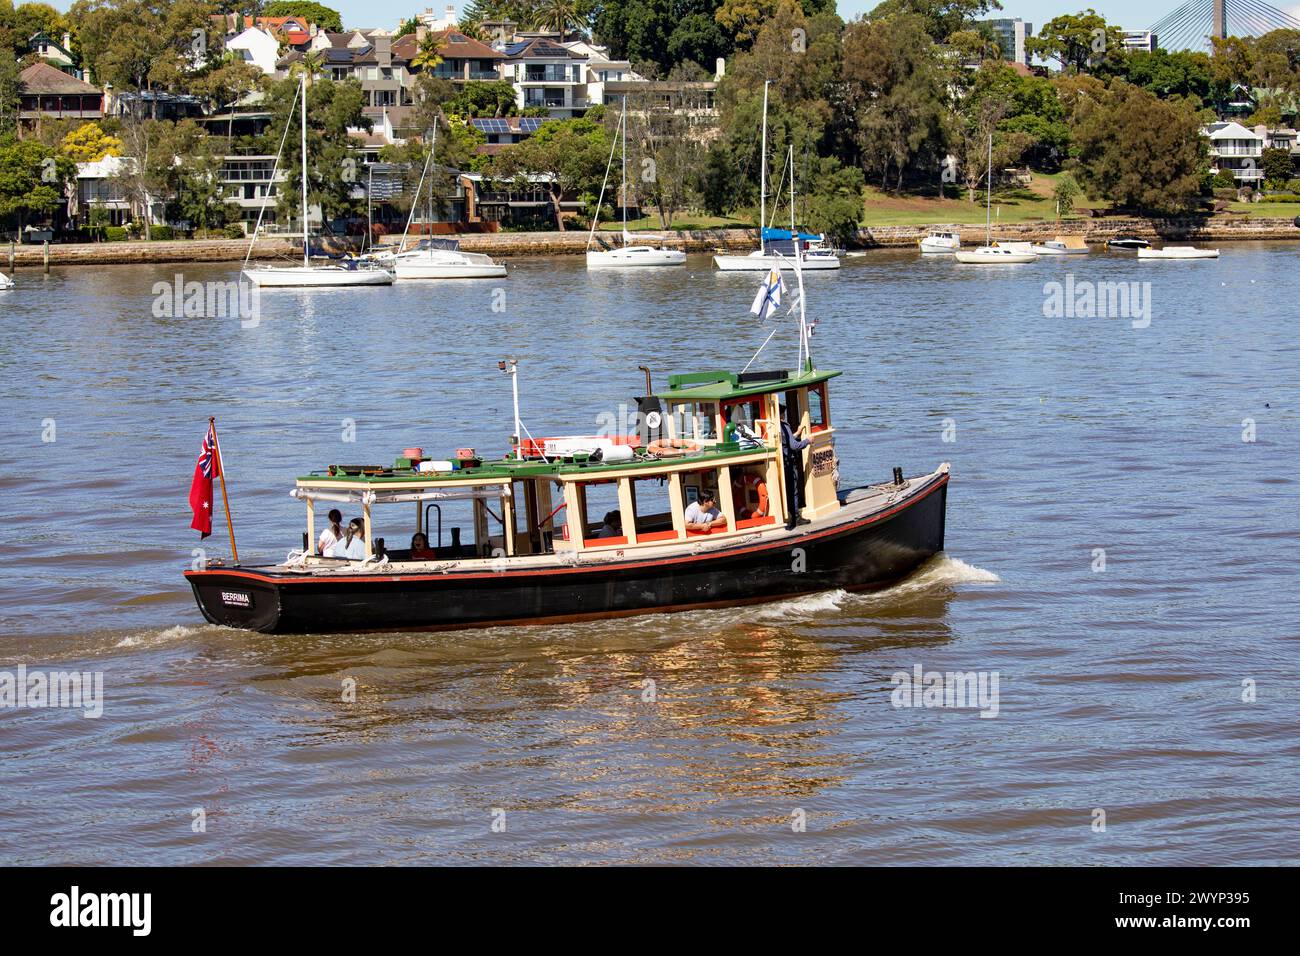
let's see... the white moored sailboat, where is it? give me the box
[586,97,685,269]
[243,73,393,288]
[953,134,1035,265]
[372,123,507,279]
[713,81,840,272]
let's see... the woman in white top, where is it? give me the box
[341,518,366,560]
[317,509,344,555]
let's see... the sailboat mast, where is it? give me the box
[300,71,309,267]
[760,80,769,254]
[626,95,631,244]
[985,132,992,246]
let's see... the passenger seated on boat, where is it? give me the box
[410,532,436,561]
[685,492,726,533]
[596,511,622,539]
[317,509,344,555]
[326,518,367,560]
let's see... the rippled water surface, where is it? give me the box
[1,245,1297,865]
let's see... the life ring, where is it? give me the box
[647,438,701,458]
[733,473,769,517]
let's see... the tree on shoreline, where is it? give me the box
[1070,82,1207,214]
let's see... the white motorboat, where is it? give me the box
[1107,236,1150,250]
[949,136,1033,266]
[1031,235,1089,255]
[243,73,394,289]
[1137,246,1219,260]
[919,229,961,254]
[0,274,14,290]
[382,239,507,278]
[586,98,685,269]
[954,246,1038,264]
[712,81,841,272]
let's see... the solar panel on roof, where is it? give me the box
[519,117,544,132]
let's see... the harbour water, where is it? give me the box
[1,245,1297,865]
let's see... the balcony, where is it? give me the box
[1210,144,1262,157]
[523,66,580,84]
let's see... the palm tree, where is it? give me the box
[291,49,326,87]
[538,0,576,36]
[412,33,445,72]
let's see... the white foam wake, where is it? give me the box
[114,624,200,649]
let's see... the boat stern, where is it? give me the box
[184,568,283,632]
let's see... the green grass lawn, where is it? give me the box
[859,172,1102,227]
[1227,202,1300,218]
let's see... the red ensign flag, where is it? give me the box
[189,424,218,538]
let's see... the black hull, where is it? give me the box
[186,474,948,634]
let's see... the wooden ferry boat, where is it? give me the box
[185,367,950,633]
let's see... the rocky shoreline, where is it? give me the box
[5,216,1298,267]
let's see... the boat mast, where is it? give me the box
[759,80,769,255]
[984,132,992,247]
[399,124,436,254]
[300,70,309,267]
[620,96,628,247]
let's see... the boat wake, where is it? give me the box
[113,624,204,650]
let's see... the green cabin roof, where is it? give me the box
[657,367,840,402]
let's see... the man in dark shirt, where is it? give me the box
[780,416,811,530]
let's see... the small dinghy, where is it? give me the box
[1137,246,1219,260]
[1107,236,1149,250]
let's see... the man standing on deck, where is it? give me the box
[780,412,811,530]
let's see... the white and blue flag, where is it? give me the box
[749,267,786,320]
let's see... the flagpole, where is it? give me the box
[209,416,239,564]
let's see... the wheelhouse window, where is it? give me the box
[808,383,830,432]
[671,401,718,442]
[722,397,766,444]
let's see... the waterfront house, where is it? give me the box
[28,31,81,78]
[225,26,282,75]
[1204,121,1264,184]
[17,62,103,134]
[70,156,173,233]
[395,28,504,84]
[498,38,588,118]
[213,13,316,51]
[470,116,547,156]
